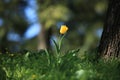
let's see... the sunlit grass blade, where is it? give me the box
[52,39,60,54]
[45,49,50,65]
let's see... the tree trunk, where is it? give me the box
[0,33,7,53]
[0,22,9,53]
[37,25,52,50]
[98,0,120,58]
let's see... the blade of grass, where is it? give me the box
[52,39,60,54]
[45,49,50,65]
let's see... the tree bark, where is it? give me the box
[0,32,7,53]
[98,0,120,58]
[37,25,52,50]
[0,21,9,53]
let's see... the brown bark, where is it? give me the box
[98,0,120,58]
[37,25,52,50]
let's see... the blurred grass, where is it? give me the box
[0,49,120,80]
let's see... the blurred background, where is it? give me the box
[0,0,108,53]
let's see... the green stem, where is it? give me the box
[58,34,66,52]
[56,34,66,64]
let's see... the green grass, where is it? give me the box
[0,49,120,80]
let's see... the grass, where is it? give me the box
[0,49,120,80]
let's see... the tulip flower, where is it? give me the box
[60,25,68,34]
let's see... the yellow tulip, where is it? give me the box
[60,25,68,34]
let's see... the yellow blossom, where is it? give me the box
[60,25,68,34]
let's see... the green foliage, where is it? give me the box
[0,0,29,53]
[0,66,6,80]
[0,50,120,80]
[39,5,71,29]
[1,29,120,80]
[0,0,108,52]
